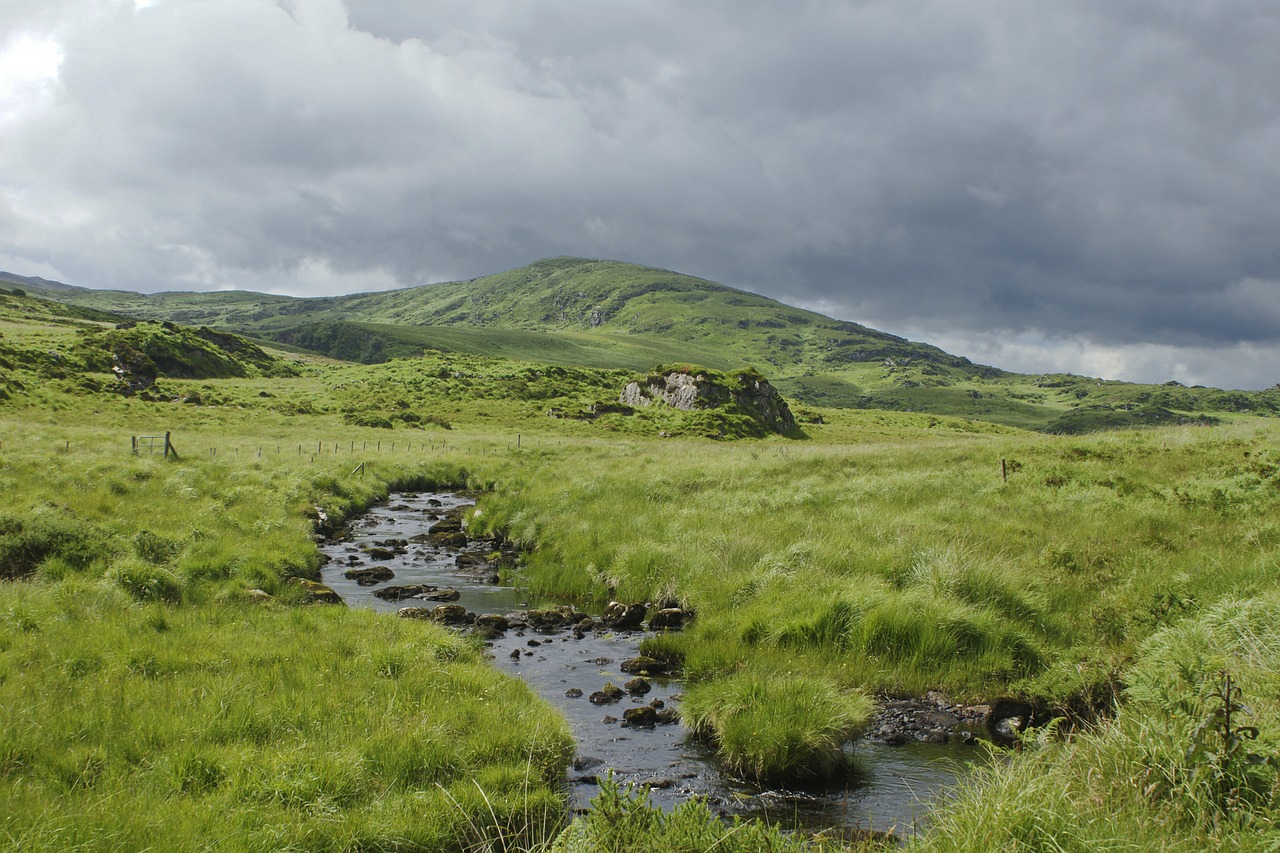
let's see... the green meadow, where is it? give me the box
[3,285,1280,850]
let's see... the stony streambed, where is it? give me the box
[319,492,988,836]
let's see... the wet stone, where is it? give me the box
[289,578,345,605]
[416,588,461,602]
[622,706,658,728]
[640,777,675,790]
[589,684,625,705]
[475,614,509,631]
[427,604,473,625]
[625,677,652,696]
[620,656,672,675]
[648,608,688,630]
[344,566,394,585]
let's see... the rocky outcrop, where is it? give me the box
[618,365,799,436]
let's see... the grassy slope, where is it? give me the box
[0,260,1186,430]
[4,300,1280,849]
[17,257,1280,432]
[14,258,1280,431]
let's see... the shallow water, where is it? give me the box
[320,491,983,835]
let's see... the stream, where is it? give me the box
[319,492,984,837]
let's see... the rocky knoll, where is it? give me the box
[618,365,799,436]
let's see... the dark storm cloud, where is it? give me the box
[1,0,1278,387]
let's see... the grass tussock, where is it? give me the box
[682,671,874,784]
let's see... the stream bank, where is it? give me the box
[318,491,988,836]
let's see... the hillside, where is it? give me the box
[7,259,1279,431]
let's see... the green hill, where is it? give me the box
[7,258,1279,431]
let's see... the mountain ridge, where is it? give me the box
[5,258,1277,431]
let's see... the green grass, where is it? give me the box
[6,297,1280,848]
[911,593,1280,851]
[0,586,573,852]
[681,671,874,783]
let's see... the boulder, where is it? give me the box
[589,684,625,705]
[475,614,510,631]
[527,605,587,631]
[374,584,439,601]
[601,601,647,630]
[289,578,344,605]
[344,566,394,585]
[620,656,672,675]
[456,552,492,570]
[655,707,681,726]
[648,608,687,630]
[416,588,461,602]
[624,677,652,696]
[428,604,473,626]
[618,367,799,435]
[622,706,658,728]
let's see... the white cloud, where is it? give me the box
[0,34,63,125]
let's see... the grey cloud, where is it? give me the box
[1,0,1279,386]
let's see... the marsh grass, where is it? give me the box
[0,584,573,851]
[912,594,1280,851]
[6,304,1280,846]
[470,422,1280,778]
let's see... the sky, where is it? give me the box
[2,1,1278,390]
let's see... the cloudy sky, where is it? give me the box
[2,1,1278,389]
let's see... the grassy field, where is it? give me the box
[3,298,1280,849]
